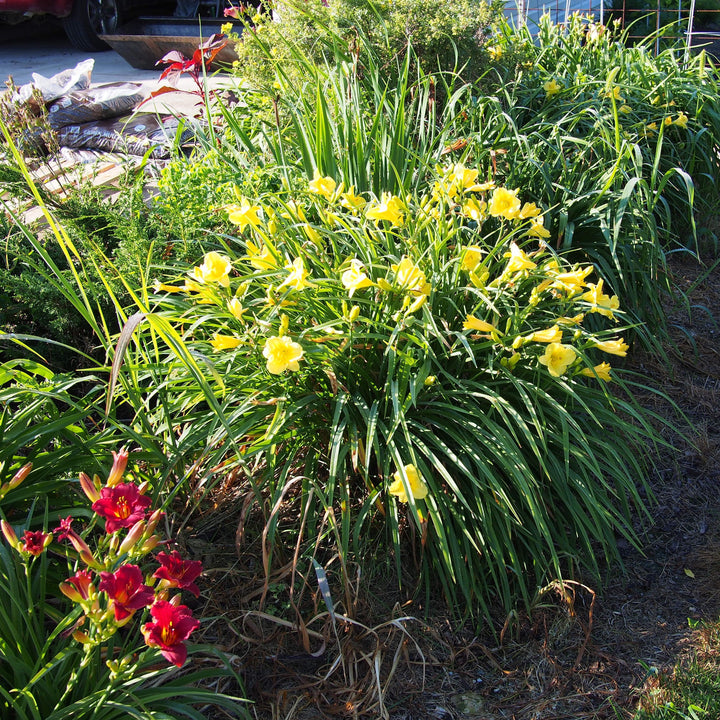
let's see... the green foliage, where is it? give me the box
[231,0,501,92]
[131,167,667,618]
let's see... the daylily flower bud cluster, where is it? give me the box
[1,449,202,668]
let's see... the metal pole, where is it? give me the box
[656,0,661,55]
[686,0,697,62]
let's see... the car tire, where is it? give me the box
[63,0,121,51]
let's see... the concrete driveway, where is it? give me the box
[0,21,234,116]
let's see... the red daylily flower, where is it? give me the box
[142,600,200,667]
[153,551,203,597]
[92,482,151,533]
[98,564,154,621]
[21,530,52,556]
[60,569,95,602]
[53,516,75,541]
[156,34,228,85]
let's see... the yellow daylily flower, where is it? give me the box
[580,362,612,381]
[228,297,246,321]
[303,224,322,244]
[594,338,629,357]
[527,216,551,238]
[460,245,484,272]
[308,169,336,199]
[664,116,673,127]
[152,280,183,293]
[462,197,486,222]
[503,242,537,274]
[211,334,241,351]
[489,187,521,220]
[278,257,313,291]
[246,241,278,271]
[551,265,594,295]
[388,464,428,503]
[227,199,262,232]
[191,251,232,287]
[339,187,367,211]
[341,259,374,296]
[581,279,620,319]
[463,315,498,334]
[538,342,577,377]
[619,104,632,114]
[366,193,404,227]
[519,202,542,219]
[544,78,562,96]
[391,257,431,296]
[450,163,482,192]
[528,325,563,343]
[263,335,304,374]
[674,112,689,129]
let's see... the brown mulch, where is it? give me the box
[190,249,720,720]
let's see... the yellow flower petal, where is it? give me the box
[388,464,428,503]
[262,335,304,374]
[538,342,576,377]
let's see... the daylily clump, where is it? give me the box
[1,454,203,669]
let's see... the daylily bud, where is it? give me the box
[73,630,92,644]
[140,536,160,553]
[348,305,360,322]
[279,314,289,337]
[79,472,100,503]
[1,520,20,551]
[107,448,129,487]
[424,376,436,386]
[137,481,150,495]
[67,531,99,569]
[119,520,146,555]
[145,509,164,536]
[407,295,427,314]
[5,463,32,492]
[60,582,84,603]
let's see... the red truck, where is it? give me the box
[0,0,172,51]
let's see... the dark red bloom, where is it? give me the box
[142,600,200,667]
[53,516,75,542]
[92,483,151,534]
[153,551,203,597]
[21,530,51,556]
[67,569,94,599]
[98,564,154,621]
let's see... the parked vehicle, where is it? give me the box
[0,0,173,51]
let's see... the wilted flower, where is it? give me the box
[246,241,278,271]
[263,335,304,374]
[538,343,577,377]
[154,551,203,597]
[98,564,154,621]
[528,325,563,343]
[92,483,152,534]
[142,600,200,667]
[388,464,428,503]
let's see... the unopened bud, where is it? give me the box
[72,630,91,644]
[145,509,164,536]
[79,473,100,503]
[67,532,99,569]
[140,535,159,553]
[107,448,129,487]
[118,520,146,555]
[279,314,289,337]
[348,305,360,322]
[7,463,32,491]
[407,294,427,314]
[1,520,20,551]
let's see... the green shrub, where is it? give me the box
[230,0,501,91]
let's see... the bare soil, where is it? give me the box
[191,249,720,720]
